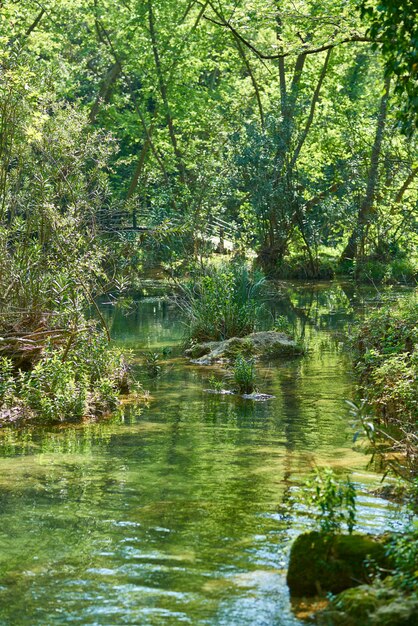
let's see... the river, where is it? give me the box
[0,282,407,625]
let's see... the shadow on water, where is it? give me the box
[0,281,410,625]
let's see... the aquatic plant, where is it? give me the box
[231,356,257,395]
[386,525,418,592]
[208,374,225,392]
[273,315,294,337]
[144,351,163,378]
[179,262,265,342]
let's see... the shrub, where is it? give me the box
[179,262,265,342]
[208,374,225,391]
[354,259,387,283]
[20,355,90,422]
[351,292,418,478]
[386,526,418,592]
[0,331,132,423]
[301,467,357,534]
[273,315,294,336]
[352,258,417,284]
[143,351,163,378]
[389,258,417,284]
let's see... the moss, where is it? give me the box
[370,599,418,625]
[185,342,219,359]
[186,331,304,365]
[334,585,385,620]
[223,337,255,359]
[287,532,388,596]
[317,582,418,626]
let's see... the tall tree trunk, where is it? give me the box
[126,130,153,199]
[290,48,332,168]
[340,75,391,262]
[89,61,121,123]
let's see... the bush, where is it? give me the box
[301,467,357,534]
[389,258,418,284]
[20,354,89,422]
[386,526,418,592]
[0,331,132,423]
[276,252,337,279]
[352,258,417,284]
[354,259,388,283]
[351,291,418,480]
[273,315,294,336]
[179,262,265,342]
[143,351,163,378]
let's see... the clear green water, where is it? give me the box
[0,283,405,625]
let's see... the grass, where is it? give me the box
[179,262,265,342]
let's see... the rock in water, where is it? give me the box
[185,331,304,365]
[316,582,418,626]
[286,532,388,596]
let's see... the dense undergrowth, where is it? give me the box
[0,327,133,423]
[351,291,418,479]
[316,291,418,625]
[272,250,418,284]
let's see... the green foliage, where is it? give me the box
[353,258,418,284]
[0,330,131,423]
[20,354,90,422]
[302,467,357,534]
[351,292,418,478]
[180,263,265,342]
[360,0,418,134]
[386,526,418,592]
[15,334,125,422]
[208,375,225,392]
[273,315,294,337]
[143,351,163,378]
[0,357,16,408]
[231,356,257,395]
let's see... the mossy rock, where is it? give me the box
[186,331,304,365]
[287,532,388,596]
[332,585,388,621]
[370,599,418,626]
[185,341,219,359]
[223,337,254,359]
[317,582,418,626]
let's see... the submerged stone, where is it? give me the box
[240,392,275,401]
[203,389,275,400]
[286,531,388,597]
[185,331,303,365]
[203,388,234,395]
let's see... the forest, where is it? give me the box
[0,1,417,624]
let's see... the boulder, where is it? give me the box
[185,331,303,365]
[287,532,388,596]
[316,582,418,626]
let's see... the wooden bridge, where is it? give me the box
[95,208,237,251]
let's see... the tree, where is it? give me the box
[360,0,418,134]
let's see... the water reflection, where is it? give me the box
[0,281,407,625]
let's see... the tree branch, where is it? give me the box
[203,11,374,61]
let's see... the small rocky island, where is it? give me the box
[185,331,304,365]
